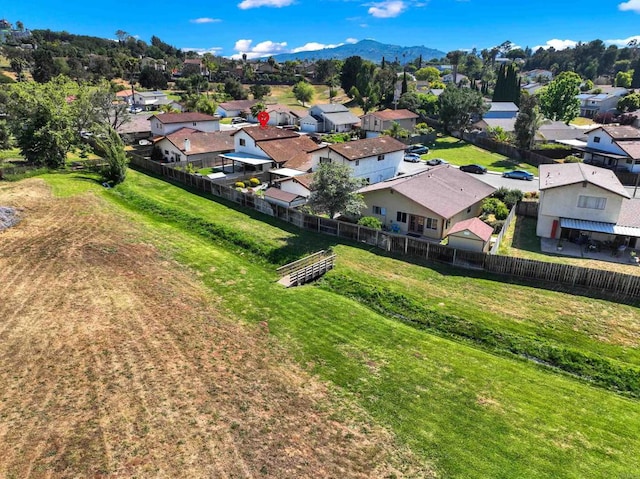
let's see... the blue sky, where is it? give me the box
[2,0,640,59]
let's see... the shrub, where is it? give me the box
[482,197,509,219]
[235,181,245,188]
[493,187,523,209]
[249,177,260,186]
[357,216,383,230]
[563,155,581,163]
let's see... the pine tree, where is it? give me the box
[631,58,640,89]
[401,71,408,95]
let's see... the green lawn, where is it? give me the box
[0,148,23,162]
[41,169,640,478]
[422,136,538,174]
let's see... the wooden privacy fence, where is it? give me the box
[128,154,640,300]
[490,205,517,255]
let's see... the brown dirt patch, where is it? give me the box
[0,179,430,478]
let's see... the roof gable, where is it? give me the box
[163,128,234,155]
[327,136,406,161]
[539,163,630,198]
[366,109,419,121]
[448,217,494,242]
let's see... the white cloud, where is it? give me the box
[604,34,640,47]
[231,39,288,59]
[346,38,358,44]
[189,17,221,24]
[619,0,640,13]
[292,42,340,53]
[238,0,294,9]
[532,39,579,51]
[367,0,407,18]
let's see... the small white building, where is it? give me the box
[216,99,258,118]
[132,91,171,110]
[300,104,360,133]
[446,217,494,252]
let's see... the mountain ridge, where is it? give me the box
[271,39,446,63]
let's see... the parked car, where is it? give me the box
[403,153,422,163]
[129,107,143,114]
[426,158,449,166]
[231,117,245,125]
[502,170,534,181]
[405,144,429,155]
[459,164,487,174]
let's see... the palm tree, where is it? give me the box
[446,50,464,85]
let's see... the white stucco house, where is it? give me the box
[132,91,171,110]
[537,163,640,248]
[150,112,220,137]
[360,109,419,138]
[576,125,640,173]
[577,89,627,118]
[309,136,406,184]
[358,165,496,240]
[299,104,360,133]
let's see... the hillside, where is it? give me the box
[272,39,446,63]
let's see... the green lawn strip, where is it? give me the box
[42,171,640,478]
[424,136,537,174]
[319,271,640,397]
[0,148,24,161]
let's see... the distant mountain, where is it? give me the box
[272,39,446,64]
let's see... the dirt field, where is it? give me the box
[0,179,426,478]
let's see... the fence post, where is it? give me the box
[426,242,430,260]
[357,225,361,242]
[337,222,340,238]
[375,230,379,245]
[405,236,408,254]
[452,249,457,265]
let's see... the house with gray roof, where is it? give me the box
[300,104,360,133]
[358,165,496,240]
[537,163,640,248]
[577,125,640,172]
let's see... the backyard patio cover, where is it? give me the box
[219,152,273,166]
[560,218,640,238]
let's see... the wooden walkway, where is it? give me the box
[277,250,336,287]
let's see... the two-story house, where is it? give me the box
[132,91,171,111]
[360,109,419,138]
[150,112,220,137]
[358,165,496,240]
[537,163,640,248]
[578,125,640,172]
[299,104,360,133]
[577,88,627,118]
[215,99,258,118]
[473,101,520,133]
[154,128,234,163]
[309,136,406,184]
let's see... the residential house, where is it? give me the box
[153,128,234,163]
[577,89,627,118]
[222,126,318,176]
[182,58,206,76]
[299,104,360,133]
[215,99,258,118]
[132,91,171,111]
[358,165,496,240]
[537,162,640,248]
[521,69,553,83]
[310,136,406,184]
[140,57,166,71]
[442,73,469,85]
[116,114,152,143]
[576,125,640,172]
[263,188,307,208]
[264,104,304,127]
[275,173,314,199]
[360,109,419,138]
[150,112,220,137]
[446,217,494,253]
[535,121,588,145]
[473,118,517,133]
[484,102,519,119]
[521,82,545,95]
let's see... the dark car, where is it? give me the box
[459,164,487,174]
[426,158,449,166]
[405,144,429,155]
[231,117,245,125]
[503,170,534,181]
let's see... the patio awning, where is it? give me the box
[269,167,307,177]
[219,152,273,166]
[560,218,640,237]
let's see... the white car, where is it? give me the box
[129,107,143,114]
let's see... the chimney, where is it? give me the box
[184,138,191,152]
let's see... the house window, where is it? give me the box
[239,138,246,146]
[320,156,332,164]
[594,136,600,143]
[396,211,407,223]
[577,195,606,210]
[377,154,385,161]
[426,218,438,230]
[355,160,360,166]
[372,205,386,216]
[193,122,197,126]
[164,150,169,154]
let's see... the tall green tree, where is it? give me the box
[340,56,364,97]
[94,127,128,185]
[438,86,487,134]
[139,66,167,89]
[538,71,581,123]
[249,84,271,100]
[224,78,248,100]
[414,66,441,82]
[514,93,547,149]
[292,81,314,107]
[630,58,640,88]
[308,162,366,219]
[492,63,520,104]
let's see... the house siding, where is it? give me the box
[448,233,488,252]
[151,119,220,137]
[310,148,403,184]
[537,183,624,238]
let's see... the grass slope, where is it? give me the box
[40,170,640,477]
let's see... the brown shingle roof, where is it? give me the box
[327,136,406,161]
[588,125,640,140]
[154,112,219,124]
[618,199,640,228]
[539,163,630,198]
[258,136,317,170]
[218,99,258,111]
[164,128,234,155]
[359,165,496,219]
[448,217,494,242]
[367,109,419,121]
[618,140,640,159]
[264,188,303,203]
[233,125,300,142]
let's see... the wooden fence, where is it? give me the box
[516,201,539,218]
[127,154,640,300]
[490,204,517,255]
